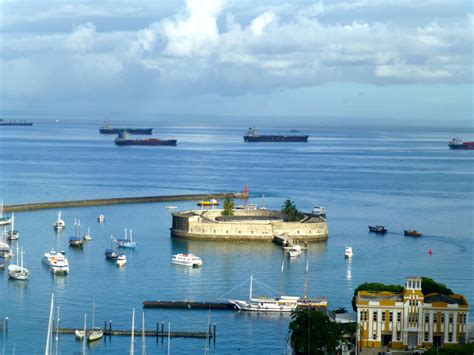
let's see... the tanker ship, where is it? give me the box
[100,122,152,134]
[448,138,474,150]
[0,119,33,126]
[243,127,308,142]
[114,132,177,146]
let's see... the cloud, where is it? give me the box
[65,22,97,51]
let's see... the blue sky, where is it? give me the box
[0,0,472,121]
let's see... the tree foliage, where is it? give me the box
[289,309,356,355]
[421,277,453,296]
[221,197,235,216]
[425,344,473,355]
[281,200,304,222]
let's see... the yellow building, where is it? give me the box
[356,276,469,351]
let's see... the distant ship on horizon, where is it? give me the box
[0,118,33,126]
[114,131,177,146]
[100,122,152,135]
[243,127,308,142]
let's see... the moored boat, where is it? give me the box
[404,230,423,237]
[97,214,105,223]
[368,225,387,234]
[344,245,353,258]
[171,253,203,267]
[197,199,219,206]
[114,228,137,248]
[8,246,29,280]
[42,250,69,274]
[53,211,66,230]
[99,122,152,134]
[243,127,309,143]
[448,138,474,150]
[288,245,302,258]
[0,200,12,226]
[83,227,92,241]
[69,220,84,247]
[0,240,13,258]
[7,212,19,240]
[88,327,104,342]
[114,132,177,146]
[116,254,127,266]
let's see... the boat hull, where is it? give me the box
[88,329,104,342]
[243,135,308,142]
[230,300,296,312]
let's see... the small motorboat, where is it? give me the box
[171,253,203,267]
[83,227,92,241]
[97,214,105,223]
[368,225,387,234]
[104,248,118,260]
[288,245,302,258]
[53,211,66,230]
[165,206,178,209]
[197,199,219,206]
[75,329,85,339]
[116,254,127,266]
[404,230,423,237]
[344,245,353,258]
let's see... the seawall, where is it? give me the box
[4,192,248,212]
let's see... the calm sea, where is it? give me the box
[0,120,473,354]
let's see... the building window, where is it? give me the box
[382,312,386,322]
[424,332,429,341]
[448,333,453,342]
[397,312,401,322]
[360,312,363,321]
[373,312,377,321]
[449,314,453,324]
[441,315,445,323]
[364,311,367,321]
[416,300,419,306]
[425,314,429,323]
[434,314,437,323]
[396,331,401,341]
[373,333,377,340]
[389,312,393,322]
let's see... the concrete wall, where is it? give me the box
[171,209,328,242]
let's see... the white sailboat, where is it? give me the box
[0,200,12,226]
[8,245,29,280]
[53,211,66,230]
[0,230,13,258]
[88,301,104,342]
[115,228,137,248]
[83,227,92,241]
[7,212,19,240]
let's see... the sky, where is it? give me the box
[0,0,472,122]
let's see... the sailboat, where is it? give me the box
[105,236,119,260]
[53,211,66,230]
[88,301,104,342]
[115,228,137,248]
[83,227,92,241]
[0,230,13,258]
[8,245,29,280]
[7,212,19,240]
[75,313,87,339]
[0,200,12,226]
[69,220,84,247]
[229,275,299,312]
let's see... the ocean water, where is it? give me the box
[0,121,473,354]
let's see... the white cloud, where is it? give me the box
[250,11,277,36]
[65,22,97,51]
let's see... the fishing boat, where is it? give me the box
[0,200,12,226]
[197,199,219,206]
[114,228,137,248]
[69,220,84,247]
[83,227,92,241]
[404,230,423,237]
[105,237,119,260]
[229,275,299,312]
[8,246,29,280]
[97,214,105,223]
[7,212,19,240]
[116,254,127,266]
[171,253,203,267]
[344,244,353,258]
[288,245,302,258]
[53,211,66,230]
[42,250,69,274]
[368,225,387,234]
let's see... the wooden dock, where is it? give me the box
[57,327,212,339]
[3,192,248,212]
[143,300,235,310]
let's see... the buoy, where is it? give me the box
[244,184,249,194]
[429,249,432,255]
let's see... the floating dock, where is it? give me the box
[57,327,212,339]
[4,192,248,212]
[143,300,235,310]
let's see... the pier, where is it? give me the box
[3,192,248,212]
[57,327,213,339]
[143,300,235,310]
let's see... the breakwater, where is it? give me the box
[3,192,248,212]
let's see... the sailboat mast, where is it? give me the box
[92,301,95,329]
[304,261,309,299]
[20,247,24,269]
[249,274,253,300]
[16,245,20,266]
[167,323,171,355]
[130,308,135,355]
[55,306,60,355]
[130,229,133,242]
[45,293,55,355]
[141,311,146,355]
[82,313,87,354]
[125,228,127,241]
[11,212,15,233]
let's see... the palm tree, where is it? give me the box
[222,197,235,216]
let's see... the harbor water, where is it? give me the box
[0,120,473,353]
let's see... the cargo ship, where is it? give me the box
[448,138,474,150]
[100,122,152,134]
[243,127,308,142]
[114,132,177,146]
[0,118,33,126]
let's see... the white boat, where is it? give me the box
[0,200,12,226]
[0,238,13,258]
[344,244,353,258]
[42,250,69,274]
[230,275,299,312]
[116,254,127,266]
[53,211,66,230]
[288,245,302,258]
[88,301,103,342]
[171,253,203,267]
[165,206,178,209]
[97,214,105,223]
[83,227,92,241]
[115,228,137,248]
[7,212,19,240]
[8,246,29,280]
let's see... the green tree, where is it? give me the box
[289,309,341,355]
[221,197,235,216]
[281,199,304,222]
[425,344,473,355]
[421,277,453,296]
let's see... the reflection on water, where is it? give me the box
[346,258,352,281]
